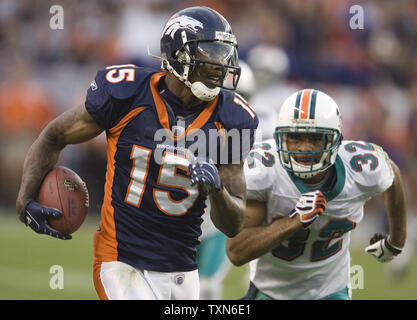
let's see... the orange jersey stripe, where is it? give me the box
[149,72,218,141]
[214,121,227,149]
[94,107,146,263]
[184,96,218,137]
[150,72,170,131]
[300,89,313,120]
[109,107,147,136]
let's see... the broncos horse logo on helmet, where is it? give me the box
[157,6,241,101]
[163,15,204,39]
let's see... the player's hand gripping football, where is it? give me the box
[289,190,327,228]
[365,233,402,263]
[19,199,72,240]
[187,155,222,197]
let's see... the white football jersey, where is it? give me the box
[244,139,394,299]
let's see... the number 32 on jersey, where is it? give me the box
[272,218,356,262]
[344,141,380,172]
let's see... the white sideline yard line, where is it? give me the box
[0,264,94,291]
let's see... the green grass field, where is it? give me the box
[1,212,416,300]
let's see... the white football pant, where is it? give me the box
[93,261,200,300]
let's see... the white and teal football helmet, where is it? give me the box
[274,89,343,179]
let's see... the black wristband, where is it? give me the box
[385,237,403,255]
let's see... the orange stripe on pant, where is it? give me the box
[300,89,313,119]
[93,107,146,298]
[93,261,109,300]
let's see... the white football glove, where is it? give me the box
[365,233,403,263]
[289,190,327,228]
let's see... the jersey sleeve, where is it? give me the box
[218,91,259,163]
[341,141,395,196]
[369,145,394,194]
[244,141,277,202]
[84,66,151,130]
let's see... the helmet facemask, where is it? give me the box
[168,33,241,101]
[274,126,342,179]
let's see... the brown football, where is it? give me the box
[38,166,89,235]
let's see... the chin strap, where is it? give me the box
[190,81,220,101]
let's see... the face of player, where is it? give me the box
[286,133,324,165]
[189,42,238,89]
[190,58,224,89]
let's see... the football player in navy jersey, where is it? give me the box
[16,6,258,300]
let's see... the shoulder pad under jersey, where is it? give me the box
[217,90,259,131]
[338,140,394,193]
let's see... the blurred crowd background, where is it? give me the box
[0,0,416,254]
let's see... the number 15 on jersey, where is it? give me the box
[125,145,199,216]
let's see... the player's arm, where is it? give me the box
[188,159,248,237]
[226,199,302,266]
[16,104,103,236]
[382,160,407,247]
[208,162,247,237]
[366,160,407,262]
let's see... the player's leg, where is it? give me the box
[94,260,199,300]
[197,232,231,299]
[133,269,200,299]
[93,261,158,300]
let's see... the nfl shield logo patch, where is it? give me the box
[174,273,185,285]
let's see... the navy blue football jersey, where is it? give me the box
[85,64,258,272]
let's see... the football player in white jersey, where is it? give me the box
[226,89,407,300]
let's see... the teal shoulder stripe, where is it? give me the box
[325,155,345,201]
[287,155,346,201]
